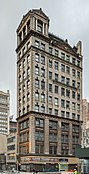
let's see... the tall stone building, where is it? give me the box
[16,8,83,172]
[0,90,10,135]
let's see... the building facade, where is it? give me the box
[0,134,7,171]
[16,9,83,172]
[82,99,89,147]
[7,132,17,170]
[5,121,17,170]
[0,90,10,135]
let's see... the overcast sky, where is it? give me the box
[0,0,89,118]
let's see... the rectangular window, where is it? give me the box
[66,55,70,62]
[18,51,21,59]
[61,52,65,59]
[77,60,80,67]
[37,20,43,33]
[77,114,80,120]
[41,43,45,50]
[19,75,21,83]
[66,101,70,109]
[72,91,76,99]
[41,94,45,102]
[35,143,44,154]
[35,131,44,141]
[61,99,65,108]
[27,19,30,32]
[72,102,76,110]
[54,98,58,106]
[23,71,26,79]
[61,88,65,96]
[35,40,40,48]
[37,25,42,33]
[35,66,39,75]
[72,113,75,119]
[66,89,70,97]
[49,108,52,114]
[23,96,25,104]
[27,41,30,49]
[77,71,80,78]
[35,79,39,88]
[22,47,25,55]
[55,73,58,81]
[61,76,65,83]
[27,93,30,101]
[27,80,30,89]
[61,64,65,72]
[66,66,70,74]
[23,59,25,67]
[49,71,52,79]
[66,112,70,118]
[49,47,52,54]
[72,80,76,87]
[49,60,52,68]
[41,81,45,90]
[55,49,58,56]
[66,78,70,86]
[77,82,80,90]
[41,105,45,113]
[55,85,58,93]
[77,93,80,100]
[54,109,58,115]
[72,57,76,65]
[35,92,39,101]
[41,68,45,77]
[55,62,58,70]
[49,133,57,142]
[36,118,44,128]
[35,105,39,112]
[61,111,65,117]
[72,69,76,77]
[19,64,21,72]
[35,53,39,62]
[49,121,57,129]
[49,145,57,154]
[49,96,52,104]
[49,84,52,92]
[41,56,45,64]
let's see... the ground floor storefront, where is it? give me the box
[75,146,89,174]
[19,156,79,172]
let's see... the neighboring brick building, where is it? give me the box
[16,8,83,172]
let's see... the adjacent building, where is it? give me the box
[16,8,83,172]
[6,121,17,170]
[82,99,89,147]
[0,134,7,171]
[0,90,10,135]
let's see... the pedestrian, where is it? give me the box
[12,167,15,173]
[33,168,36,174]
